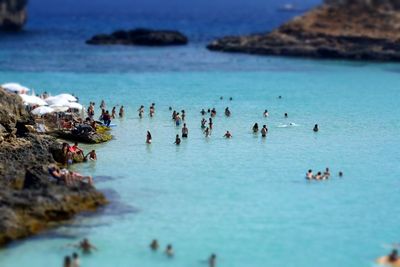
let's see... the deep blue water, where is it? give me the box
[0,0,321,72]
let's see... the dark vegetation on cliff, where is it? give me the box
[0,88,107,246]
[0,0,27,31]
[207,0,400,61]
[86,28,188,46]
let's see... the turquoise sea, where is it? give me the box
[0,0,400,266]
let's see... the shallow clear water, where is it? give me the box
[0,61,399,267]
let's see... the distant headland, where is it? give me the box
[0,0,27,31]
[207,0,400,61]
[86,28,188,46]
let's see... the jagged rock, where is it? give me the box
[0,0,27,31]
[0,87,107,247]
[207,1,400,61]
[86,28,188,46]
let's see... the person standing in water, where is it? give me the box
[204,127,210,137]
[165,244,174,257]
[119,105,124,118]
[313,124,319,132]
[225,107,231,117]
[174,134,181,145]
[209,254,217,267]
[182,123,189,138]
[138,105,144,119]
[201,118,207,129]
[146,131,152,144]
[201,109,206,116]
[261,125,268,137]
[150,239,159,251]
[100,100,106,110]
[284,113,288,118]
[263,109,269,117]
[103,110,111,127]
[64,256,72,267]
[72,252,80,267]
[149,103,155,117]
[181,110,186,121]
[211,108,217,117]
[172,110,177,120]
[175,113,181,126]
[253,123,259,133]
[111,107,116,119]
[209,118,213,130]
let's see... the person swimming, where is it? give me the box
[74,238,97,253]
[223,131,232,138]
[201,109,206,116]
[209,254,217,267]
[146,131,152,144]
[263,109,269,117]
[377,249,400,265]
[225,107,231,117]
[314,172,323,180]
[150,239,159,251]
[220,96,223,100]
[165,244,174,257]
[182,123,188,138]
[261,125,268,137]
[306,169,313,180]
[84,150,97,161]
[323,167,330,179]
[313,124,319,132]
[253,123,259,133]
[339,171,343,177]
[169,106,172,111]
[229,97,233,101]
[174,134,181,145]
[284,113,288,118]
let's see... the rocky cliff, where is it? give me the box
[0,88,107,246]
[207,1,400,61]
[0,0,27,31]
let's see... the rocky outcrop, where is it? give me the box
[0,0,27,31]
[0,88,107,246]
[207,1,400,61]
[86,28,188,46]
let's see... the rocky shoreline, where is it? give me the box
[207,0,400,61]
[86,28,188,46]
[0,88,107,246]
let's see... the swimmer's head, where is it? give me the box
[308,169,312,173]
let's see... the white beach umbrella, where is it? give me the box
[19,94,48,106]
[2,83,30,94]
[65,102,83,110]
[31,106,55,116]
[45,97,70,106]
[49,105,69,112]
[54,93,77,102]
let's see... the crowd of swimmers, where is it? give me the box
[63,238,97,267]
[149,239,217,267]
[306,168,343,180]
